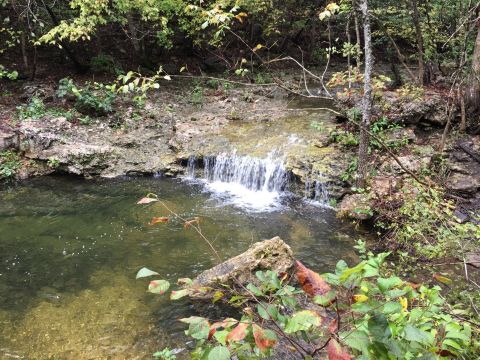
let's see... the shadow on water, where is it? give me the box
[0,175,366,359]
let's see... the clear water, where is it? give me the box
[0,176,362,359]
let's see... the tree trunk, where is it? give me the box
[20,31,28,71]
[466,20,480,116]
[352,0,362,68]
[409,0,425,85]
[127,13,141,55]
[357,0,373,188]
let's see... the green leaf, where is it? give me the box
[351,301,374,313]
[212,291,224,303]
[148,280,170,295]
[170,288,190,300]
[246,283,263,296]
[313,290,336,307]
[404,324,431,345]
[341,330,369,355]
[257,303,270,320]
[383,301,402,314]
[214,330,229,345]
[285,310,322,334]
[368,313,391,340]
[339,263,365,282]
[442,338,462,351]
[377,277,402,293]
[179,316,207,324]
[445,330,470,342]
[180,316,210,340]
[255,271,267,282]
[385,288,407,298]
[207,345,230,360]
[257,303,278,321]
[136,267,159,279]
[335,259,348,274]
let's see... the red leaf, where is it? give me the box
[438,349,455,357]
[328,318,338,335]
[149,217,169,225]
[137,197,158,204]
[184,217,200,229]
[279,272,289,282]
[296,260,331,297]
[252,324,276,352]
[327,339,351,360]
[226,322,249,343]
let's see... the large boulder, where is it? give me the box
[194,237,294,288]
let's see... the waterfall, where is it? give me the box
[305,172,330,206]
[186,155,196,178]
[202,151,288,192]
[184,152,330,211]
[186,151,289,211]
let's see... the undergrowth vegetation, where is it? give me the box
[0,150,21,179]
[135,194,480,359]
[57,78,116,116]
[376,183,480,261]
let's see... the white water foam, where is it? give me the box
[187,151,289,212]
[304,172,330,208]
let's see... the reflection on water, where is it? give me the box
[0,176,363,359]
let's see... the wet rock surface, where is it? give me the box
[194,237,294,289]
[338,194,372,220]
[9,84,351,200]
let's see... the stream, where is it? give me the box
[0,172,364,359]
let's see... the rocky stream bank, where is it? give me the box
[1,79,479,215]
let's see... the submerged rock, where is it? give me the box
[194,237,294,288]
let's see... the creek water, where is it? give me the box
[0,175,363,359]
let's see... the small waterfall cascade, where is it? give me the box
[202,151,289,192]
[185,151,289,211]
[304,171,330,206]
[186,155,196,178]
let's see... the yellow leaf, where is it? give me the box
[399,297,408,312]
[319,10,331,21]
[326,2,340,13]
[253,44,263,52]
[433,274,452,285]
[149,217,169,225]
[353,294,368,303]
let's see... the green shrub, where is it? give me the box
[0,150,21,179]
[0,64,18,80]
[254,72,272,85]
[189,84,204,105]
[385,184,480,260]
[57,78,116,116]
[16,96,46,121]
